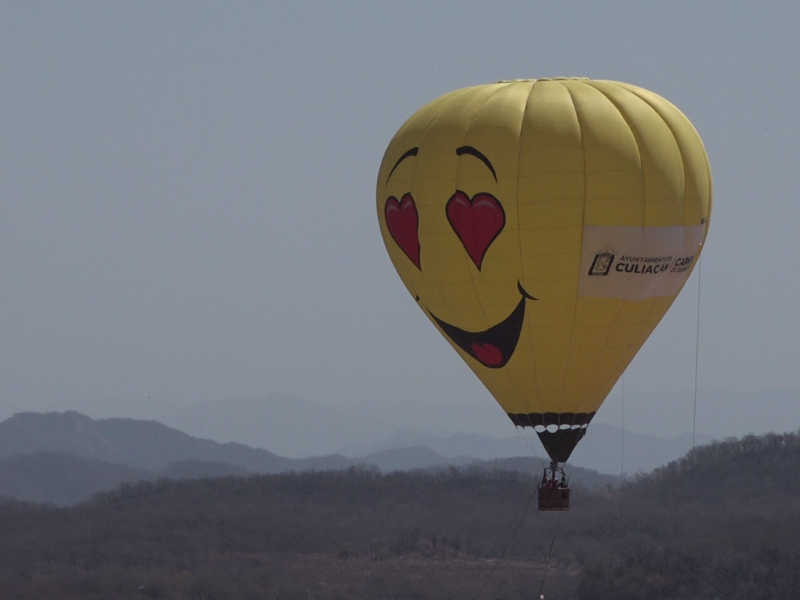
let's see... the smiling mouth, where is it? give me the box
[427,282,535,369]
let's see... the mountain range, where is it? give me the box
[18,391,719,473]
[50,392,713,473]
[0,411,618,505]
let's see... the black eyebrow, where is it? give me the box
[456,145,497,182]
[386,147,419,183]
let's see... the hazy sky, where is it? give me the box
[1,2,798,441]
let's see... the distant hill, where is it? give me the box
[0,451,150,505]
[0,452,260,505]
[0,411,351,472]
[154,393,715,472]
[0,411,619,505]
[338,430,530,461]
[159,459,251,480]
[341,425,713,474]
[357,446,474,472]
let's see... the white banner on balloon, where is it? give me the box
[578,224,706,300]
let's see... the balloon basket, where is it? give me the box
[538,463,570,511]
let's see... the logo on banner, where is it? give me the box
[578,225,706,300]
[588,251,615,276]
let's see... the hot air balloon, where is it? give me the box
[376,78,711,509]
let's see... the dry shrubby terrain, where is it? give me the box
[2,432,800,599]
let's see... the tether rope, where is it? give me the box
[455,486,537,600]
[692,256,702,449]
[471,490,536,599]
[537,510,564,599]
[620,373,625,516]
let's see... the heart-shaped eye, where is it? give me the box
[385,194,421,269]
[446,190,505,270]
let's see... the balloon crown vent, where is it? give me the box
[496,77,589,83]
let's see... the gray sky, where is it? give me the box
[0,2,798,441]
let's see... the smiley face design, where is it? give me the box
[383,144,534,369]
[376,80,712,463]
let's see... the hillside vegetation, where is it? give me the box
[580,432,800,599]
[0,431,799,599]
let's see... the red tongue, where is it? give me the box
[471,342,503,366]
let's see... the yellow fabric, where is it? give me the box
[376,79,712,419]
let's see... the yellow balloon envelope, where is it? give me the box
[376,79,712,463]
